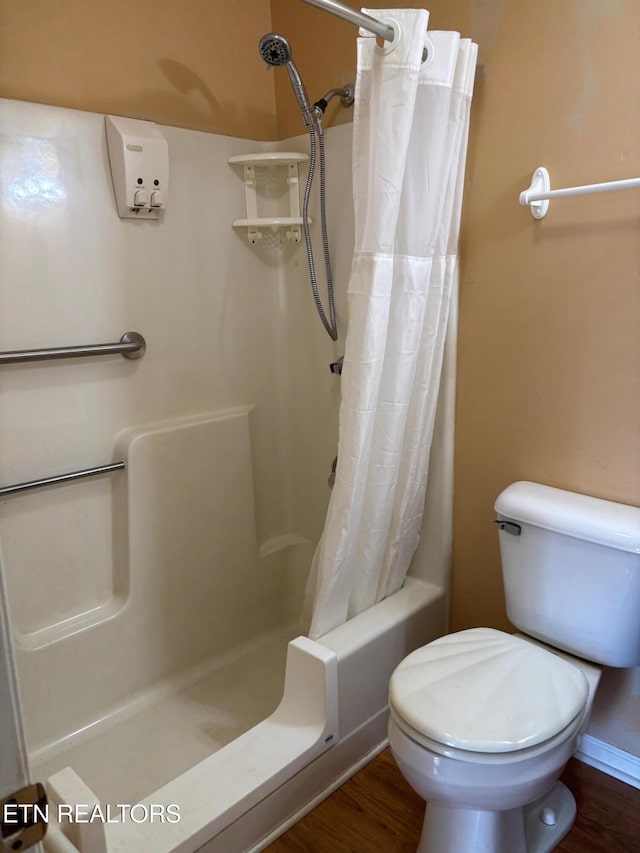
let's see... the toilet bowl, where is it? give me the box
[388,482,640,853]
[388,628,601,853]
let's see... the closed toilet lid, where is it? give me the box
[389,628,589,753]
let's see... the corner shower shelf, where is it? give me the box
[228,153,309,167]
[229,152,310,244]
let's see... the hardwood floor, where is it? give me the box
[265,750,640,852]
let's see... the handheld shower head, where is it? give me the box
[258,33,313,126]
[258,32,291,67]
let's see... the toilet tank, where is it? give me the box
[494,482,640,668]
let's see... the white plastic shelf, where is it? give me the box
[229,152,310,244]
[228,152,309,168]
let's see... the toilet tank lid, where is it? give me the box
[495,482,640,555]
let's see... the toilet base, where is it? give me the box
[418,782,576,853]
[524,781,577,853]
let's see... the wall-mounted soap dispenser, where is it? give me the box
[105,115,169,219]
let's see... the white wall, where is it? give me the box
[0,99,328,752]
[0,101,455,768]
[275,125,350,547]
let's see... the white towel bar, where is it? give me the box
[520,166,640,219]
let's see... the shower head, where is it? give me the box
[258,33,313,127]
[258,32,292,67]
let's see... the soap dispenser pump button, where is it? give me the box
[150,190,163,208]
[133,189,148,207]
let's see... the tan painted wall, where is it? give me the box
[457,0,640,758]
[0,0,277,139]
[270,0,471,138]
[0,0,468,140]
[454,0,640,633]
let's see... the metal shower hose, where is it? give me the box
[302,120,338,341]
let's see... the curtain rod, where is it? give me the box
[295,0,395,44]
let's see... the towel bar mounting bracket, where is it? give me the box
[522,167,550,219]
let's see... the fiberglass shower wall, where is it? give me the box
[0,99,326,757]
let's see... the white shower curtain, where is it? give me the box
[305,10,477,639]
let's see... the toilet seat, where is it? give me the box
[389,703,584,765]
[389,628,589,755]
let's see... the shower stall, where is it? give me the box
[0,5,461,852]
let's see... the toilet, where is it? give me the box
[388,482,640,853]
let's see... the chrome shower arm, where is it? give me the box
[313,83,355,115]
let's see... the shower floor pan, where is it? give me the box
[36,619,339,853]
[37,578,444,853]
[32,623,299,807]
